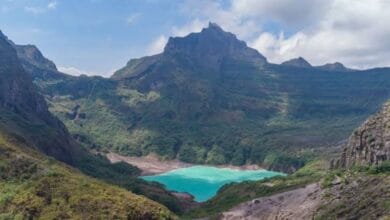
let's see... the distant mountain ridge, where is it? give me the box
[281,57,312,68]
[7,24,390,174]
[317,62,352,72]
[281,57,354,72]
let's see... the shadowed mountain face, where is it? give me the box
[11,24,390,172]
[114,23,267,80]
[0,30,76,164]
[162,23,267,71]
[0,32,176,218]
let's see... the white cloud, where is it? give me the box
[24,1,57,14]
[146,35,167,55]
[230,0,332,29]
[58,66,98,76]
[176,0,261,39]
[248,0,390,68]
[172,19,205,37]
[126,13,141,25]
[47,1,57,10]
[165,0,390,69]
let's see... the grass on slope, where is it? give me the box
[0,133,176,219]
[315,162,390,219]
[0,106,183,213]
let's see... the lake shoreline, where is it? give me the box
[106,152,264,176]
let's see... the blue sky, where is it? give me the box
[1,0,390,76]
[1,0,203,76]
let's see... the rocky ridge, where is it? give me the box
[317,62,352,72]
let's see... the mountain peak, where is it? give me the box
[14,44,58,71]
[163,23,267,70]
[317,62,352,72]
[281,57,312,68]
[207,22,223,31]
[114,23,267,79]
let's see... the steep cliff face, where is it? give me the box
[0,31,76,164]
[339,101,390,168]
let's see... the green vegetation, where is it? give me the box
[0,107,183,213]
[352,161,390,174]
[315,165,390,219]
[21,25,390,173]
[0,134,176,219]
[30,58,390,174]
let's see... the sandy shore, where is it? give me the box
[107,152,192,175]
[106,152,263,175]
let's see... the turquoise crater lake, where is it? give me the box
[141,166,284,202]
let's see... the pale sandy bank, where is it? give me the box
[106,152,263,175]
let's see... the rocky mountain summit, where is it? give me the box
[317,62,352,72]
[163,22,267,70]
[13,44,57,71]
[281,57,312,68]
[338,101,390,168]
[113,22,267,79]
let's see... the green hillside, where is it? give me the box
[19,24,390,173]
[0,30,182,214]
[185,100,390,219]
[0,132,175,219]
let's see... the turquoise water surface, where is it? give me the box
[142,166,284,202]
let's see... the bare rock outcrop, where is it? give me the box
[220,183,322,220]
[338,101,390,168]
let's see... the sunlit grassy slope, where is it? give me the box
[0,132,176,219]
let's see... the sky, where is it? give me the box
[1,0,390,77]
